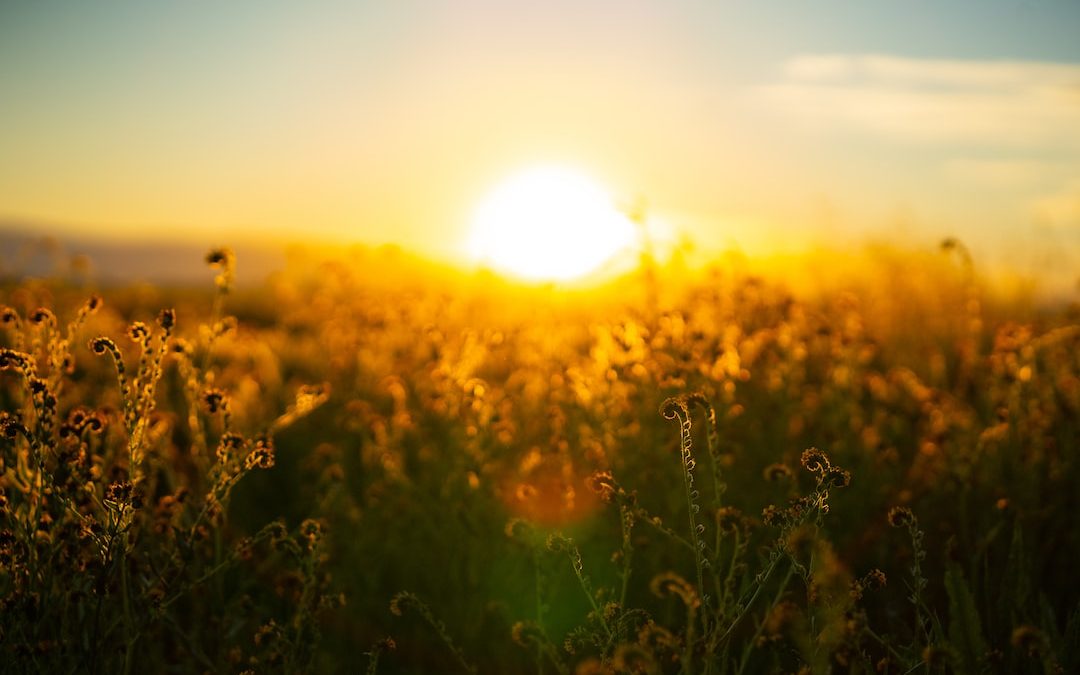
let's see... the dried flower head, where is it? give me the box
[585,470,618,502]
[30,308,56,327]
[800,448,831,474]
[763,463,793,482]
[649,571,700,609]
[715,506,744,534]
[245,437,275,470]
[298,518,323,550]
[90,337,117,355]
[851,568,887,600]
[206,247,236,292]
[157,308,176,331]
[887,506,916,528]
[104,481,134,508]
[216,432,245,463]
[0,349,32,371]
[1010,625,1048,655]
[128,322,150,343]
[921,645,952,667]
[824,466,852,488]
[202,389,227,414]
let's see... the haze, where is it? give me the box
[2,1,1079,289]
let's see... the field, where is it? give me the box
[1,243,1078,674]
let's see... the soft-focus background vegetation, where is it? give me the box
[2,244,1078,673]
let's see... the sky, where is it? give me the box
[2,1,1079,285]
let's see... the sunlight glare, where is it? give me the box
[467,166,638,281]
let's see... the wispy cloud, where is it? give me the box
[760,54,1080,148]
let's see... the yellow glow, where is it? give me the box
[467,166,638,281]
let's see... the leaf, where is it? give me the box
[945,562,987,675]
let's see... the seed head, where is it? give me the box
[585,470,618,502]
[244,437,275,470]
[1010,625,1047,655]
[763,463,793,482]
[90,337,117,356]
[30,308,56,327]
[206,248,233,266]
[649,571,700,609]
[715,506,744,534]
[104,481,134,508]
[921,645,952,667]
[0,349,30,370]
[202,389,227,414]
[887,506,916,528]
[128,322,150,343]
[206,247,236,292]
[824,466,852,488]
[800,448,831,474]
[157,308,176,331]
[298,518,322,549]
[762,504,782,526]
[216,432,245,463]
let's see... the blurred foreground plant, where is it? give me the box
[0,249,332,674]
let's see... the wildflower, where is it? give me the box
[545,533,568,553]
[921,645,952,667]
[298,519,323,550]
[824,466,852,488]
[89,337,117,355]
[715,506,744,533]
[206,248,233,266]
[244,437,275,470]
[504,518,532,540]
[202,389,227,414]
[171,338,193,356]
[216,432,245,463]
[851,569,887,600]
[585,470,618,502]
[29,308,56,327]
[1011,625,1047,655]
[206,247,236,292]
[800,448,831,473]
[128,322,151,343]
[763,463,793,482]
[511,621,537,646]
[389,592,411,616]
[649,571,700,609]
[762,504,782,526]
[253,620,281,646]
[157,308,176,331]
[887,506,916,528]
[0,349,31,371]
[763,599,800,637]
[104,481,134,508]
[612,644,655,673]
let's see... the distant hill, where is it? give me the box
[0,225,287,287]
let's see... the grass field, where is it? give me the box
[1,243,1078,674]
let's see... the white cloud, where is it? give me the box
[761,54,1080,148]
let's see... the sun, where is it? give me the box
[467,166,638,281]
